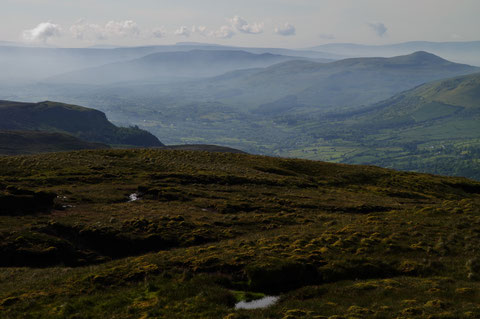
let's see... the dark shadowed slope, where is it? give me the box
[0,100,164,147]
[0,130,109,155]
[46,50,307,85]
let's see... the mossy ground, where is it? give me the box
[1,149,480,318]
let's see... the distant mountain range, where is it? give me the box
[47,50,306,85]
[0,100,163,147]
[309,41,480,66]
[0,43,337,84]
[2,40,477,86]
[146,51,478,112]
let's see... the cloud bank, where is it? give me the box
[24,17,270,43]
[70,20,141,40]
[174,26,190,37]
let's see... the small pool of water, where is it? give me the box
[128,193,139,202]
[235,296,279,310]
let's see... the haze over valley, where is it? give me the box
[1,43,479,179]
[2,1,480,318]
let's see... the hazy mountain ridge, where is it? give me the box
[0,43,337,84]
[46,50,306,85]
[309,41,480,66]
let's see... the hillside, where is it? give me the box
[0,100,164,147]
[47,50,305,85]
[1,149,480,318]
[356,71,480,124]
[278,72,480,179]
[0,130,108,155]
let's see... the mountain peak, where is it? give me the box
[398,51,450,64]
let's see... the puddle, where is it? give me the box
[128,193,140,202]
[235,296,279,310]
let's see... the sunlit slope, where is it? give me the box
[356,72,480,128]
[404,71,480,108]
[283,72,480,179]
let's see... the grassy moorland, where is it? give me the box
[1,149,480,318]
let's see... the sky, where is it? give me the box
[1,0,479,48]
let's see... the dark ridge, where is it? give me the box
[0,130,109,155]
[0,100,164,147]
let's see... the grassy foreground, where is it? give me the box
[1,149,480,318]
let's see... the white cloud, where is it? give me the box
[275,23,296,36]
[23,22,61,42]
[192,25,209,37]
[368,22,388,37]
[70,20,141,40]
[152,27,167,39]
[213,25,235,39]
[174,26,190,37]
[229,16,264,34]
